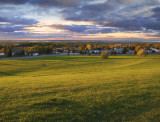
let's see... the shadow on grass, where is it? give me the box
[31,98,79,109]
[0,71,13,76]
[23,91,160,121]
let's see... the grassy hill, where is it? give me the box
[0,55,160,121]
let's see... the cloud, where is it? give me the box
[105,17,160,31]
[0,0,28,4]
[0,16,37,25]
[61,25,89,33]
[0,0,160,40]
[0,26,24,32]
[152,7,160,13]
[151,7,160,21]
[52,24,118,34]
[0,0,80,7]
[0,17,9,22]
[0,16,37,33]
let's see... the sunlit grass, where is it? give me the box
[0,55,160,121]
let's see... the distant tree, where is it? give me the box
[50,45,53,52]
[79,50,84,55]
[132,50,137,55]
[122,47,127,54]
[137,49,148,57]
[110,48,117,55]
[101,50,109,59]
[109,44,114,49]
[78,45,84,55]
[135,45,141,52]
[94,45,98,49]
[45,46,51,54]
[145,43,152,49]
[7,48,12,57]
[156,51,160,55]
[114,50,117,55]
[0,48,7,53]
[120,44,124,47]
[71,48,76,53]
[104,44,109,49]
[20,48,25,56]
[67,47,71,55]
[86,44,92,50]
[153,43,160,49]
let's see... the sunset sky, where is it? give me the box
[0,0,160,41]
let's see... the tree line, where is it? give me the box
[0,42,160,57]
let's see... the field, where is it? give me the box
[0,55,160,121]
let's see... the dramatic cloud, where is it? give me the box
[0,16,37,25]
[0,25,24,32]
[0,0,160,40]
[0,0,80,7]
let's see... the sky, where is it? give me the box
[0,0,160,41]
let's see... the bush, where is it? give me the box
[101,50,109,59]
[156,51,160,55]
[137,49,148,57]
[133,50,137,55]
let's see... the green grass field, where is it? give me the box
[0,55,160,121]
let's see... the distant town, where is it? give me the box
[0,42,160,58]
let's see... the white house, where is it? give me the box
[151,48,159,53]
[89,50,101,54]
[0,53,5,56]
[33,53,39,56]
[114,47,123,54]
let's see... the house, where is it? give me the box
[0,53,5,56]
[12,47,21,56]
[33,53,39,56]
[89,50,101,54]
[63,50,68,53]
[151,48,159,53]
[126,49,134,54]
[12,47,20,54]
[100,49,106,53]
[114,47,123,54]
[146,49,152,54]
[75,48,79,52]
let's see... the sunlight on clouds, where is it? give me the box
[86,0,108,5]
[39,19,97,26]
[25,25,68,34]
[24,18,97,34]
[77,32,160,39]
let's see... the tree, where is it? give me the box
[86,44,92,50]
[110,48,117,55]
[120,44,124,47]
[135,45,141,52]
[122,47,127,54]
[78,45,84,55]
[137,49,148,57]
[45,46,51,54]
[71,48,76,53]
[0,48,7,53]
[145,43,151,49]
[132,50,137,55]
[101,50,109,59]
[50,45,53,53]
[20,48,25,56]
[7,48,12,57]
[67,47,71,56]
